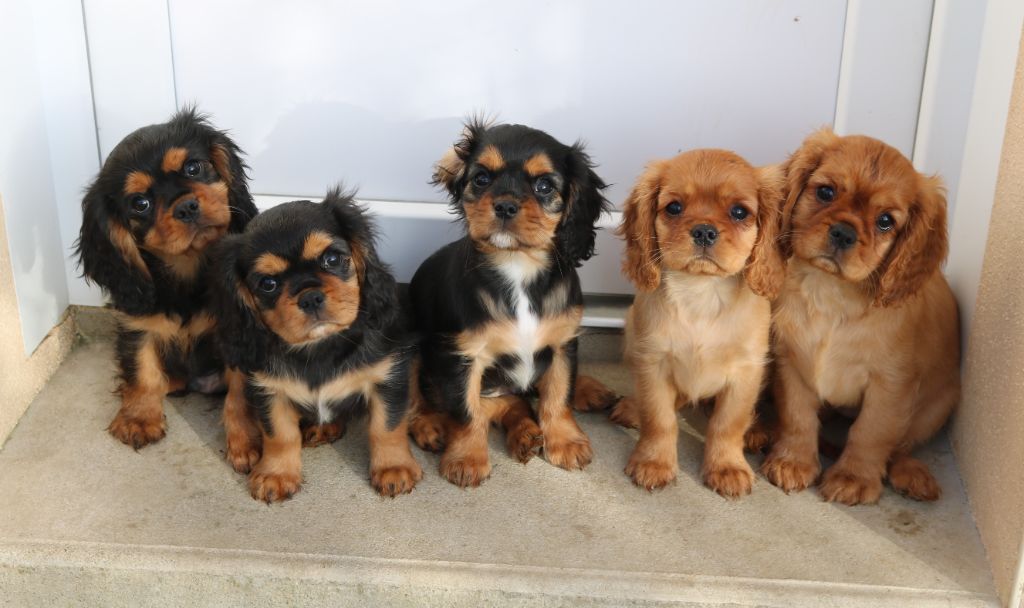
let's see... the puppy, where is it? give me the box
[762,128,959,505]
[215,189,422,501]
[407,120,613,487]
[75,108,258,454]
[614,150,785,497]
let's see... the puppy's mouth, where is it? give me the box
[291,321,345,345]
[810,254,843,275]
[487,230,523,250]
[187,223,228,250]
[683,251,726,274]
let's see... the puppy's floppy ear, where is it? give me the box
[744,164,787,299]
[780,127,840,256]
[558,142,611,267]
[209,130,258,233]
[873,174,949,307]
[212,234,270,371]
[323,187,400,331]
[618,161,665,291]
[431,118,489,204]
[75,184,156,315]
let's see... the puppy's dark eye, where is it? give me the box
[321,251,345,270]
[183,160,202,178]
[534,177,554,196]
[665,201,683,216]
[816,185,836,203]
[130,195,151,214]
[258,277,278,293]
[472,172,491,188]
[729,205,750,221]
[876,213,895,232]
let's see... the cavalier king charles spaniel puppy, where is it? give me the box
[75,108,258,453]
[214,189,422,501]
[613,149,785,497]
[406,120,614,487]
[762,128,959,505]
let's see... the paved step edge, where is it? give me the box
[0,538,999,608]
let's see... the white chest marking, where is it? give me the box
[496,254,543,390]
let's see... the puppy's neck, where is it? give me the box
[789,259,872,317]
[661,270,744,319]
[487,248,549,288]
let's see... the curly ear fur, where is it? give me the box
[780,127,840,257]
[744,164,787,299]
[873,175,949,307]
[558,143,611,267]
[323,187,400,331]
[212,234,271,371]
[431,118,491,207]
[75,186,156,315]
[618,161,665,291]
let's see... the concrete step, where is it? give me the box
[0,312,998,607]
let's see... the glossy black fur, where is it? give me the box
[76,107,258,392]
[215,189,413,432]
[411,122,609,424]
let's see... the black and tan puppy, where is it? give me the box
[215,189,422,501]
[408,120,615,487]
[76,108,258,454]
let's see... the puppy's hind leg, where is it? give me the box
[571,375,620,412]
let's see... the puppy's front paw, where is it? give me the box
[410,414,446,452]
[762,454,819,493]
[609,398,640,429]
[626,455,677,490]
[703,462,755,498]
[819,466,882,505]
[544,434,593,470]
[225,435,261,474]
[248,469,302,503]
[108,411,166,449]
[889,457,941,501]
[371,462,423,497]
[302,421,345,447]
[440,454,491,488]
[506,422,544,464]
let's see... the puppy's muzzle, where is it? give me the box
[691,223,719,248]
[173,199,201,224]
[493,199,520,220]
[828,222,857,251]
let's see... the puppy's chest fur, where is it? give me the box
[774,263,878,406]
[459,253,581,394]
[629,272,769,401]
[252,356,394,424]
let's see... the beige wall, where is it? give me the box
[0,196,75,446]
[952,31,1024,608]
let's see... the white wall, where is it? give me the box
[0,0,98,353]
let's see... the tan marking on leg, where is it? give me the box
[571,374,619,412]
[439,361,492,487]
[624,362,679,490]
[108,337,168,448]
[248,395,303,502]
[367,393,422,497]
[537,349,592,470]
[496,394,543,463]
[302,420,346,447]
[161,147,188,173]
[223,368,261,473]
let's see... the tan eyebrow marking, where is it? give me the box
[253,253,288,275]
[123,171,153,195]
[161,147,188,173]
[477,145,505,172]
[524,153,554,177]
[302,231,335,261]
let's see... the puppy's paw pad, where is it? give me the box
[820,468,882,505]
[248,470,302,503]
[704,463,755,498]
[609,398,640,429]
[544,436,593,470]
[889,459,941,501]
[626,457,677,491]
[410,417,446,452]
[762,455,818,493]
[507,424,544,464]
[108,413,166,449]
[302,421,345,447]
[440,456,491,488]
[371,462,423,497]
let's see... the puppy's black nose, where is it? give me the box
[691,224,718,247]
[298,290,325,313]
[173,199,201,223]
[828,222,858,250]
[493,200,519,220]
